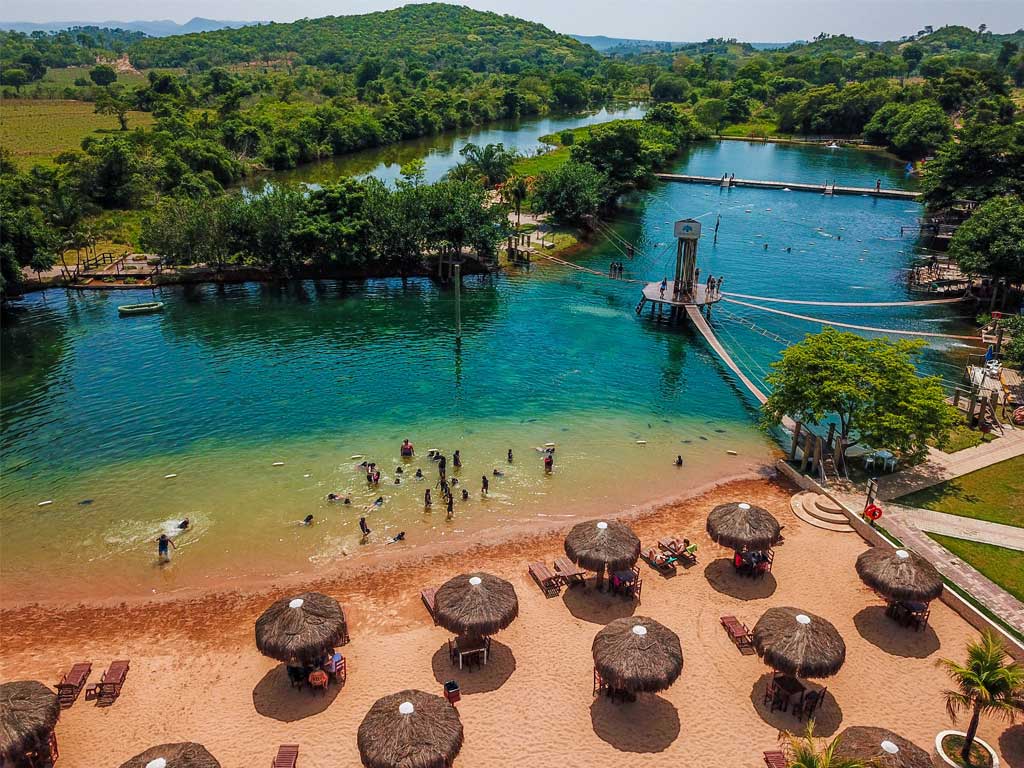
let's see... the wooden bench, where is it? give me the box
[86,659,129,707]
[553,557,586,586]
[529,562,561,597]
[721,616,753,650]
[56,662,92,708]
[272,744,299,768]
[421,587,438,620]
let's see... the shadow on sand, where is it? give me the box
[704,558,777,600]
[590,693,680,753]
[748,672,843,736]
[561,580,637,624]
[252,664,343,722]
[430,639,516,695]
[999,724,1024,768]
[853,605,940,658]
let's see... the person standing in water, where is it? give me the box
[507,448,514,463]
[359,517,371,536]
[424,488,432,507]
[452,450,462,469]
[543,452,554,473]
[401,439,415,457]
[157,533,176,562]
[481,475,489,495]
[446,494,454,520]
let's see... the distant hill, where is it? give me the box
[572,34,795,53]
[0,17,258,37]
[129,4,601,71]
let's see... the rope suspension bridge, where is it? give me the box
[532,214,979,414]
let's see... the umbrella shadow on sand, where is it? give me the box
[562,582,637,625]
[998,724,1024,767]
[852,606,940,658]
[590,693,680,753]
[704,558,777,600]
[252,664,343,722]
[430,639,516,695]
[748,672,843,735]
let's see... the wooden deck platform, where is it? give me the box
[654,173,920,200]
[640,283,721,308]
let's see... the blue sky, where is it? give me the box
[5,0,1023,40]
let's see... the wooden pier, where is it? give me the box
[654,173,920,200]
[636,283,722,323]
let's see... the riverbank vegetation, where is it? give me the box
[2,7,1023,293]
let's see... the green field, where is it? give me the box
[928,534,1024,602]
[512,146,571,176]
[41,66,152,88]
[0,99,154,169]
[896,456,1024,528]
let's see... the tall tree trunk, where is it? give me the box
[961,703,982,762]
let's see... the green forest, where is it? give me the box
[1,4,1023,294]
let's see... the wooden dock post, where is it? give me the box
[790,422,803,461]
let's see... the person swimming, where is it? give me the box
[450,477,459,487]
[177,517,190,529]
[492,468,504,477]
[461,488,469,501]
[343,497,351,505]
[386,531,406,544]
[675,455,684,467]
[327,493,341,501]
[302,514,314,526]
[394,477,401,485]
[415,468,424,479]
[373,497,384,506]
[395,466,404,474]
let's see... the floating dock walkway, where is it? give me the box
[654,173,920,200]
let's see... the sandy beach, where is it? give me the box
[2,474,1022,767]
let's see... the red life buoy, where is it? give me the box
[864,504,883,521]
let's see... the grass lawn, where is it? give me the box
[896,456,1024,528]
[928,534,1024,602]
[0,99,154,170]
[720,119,780,138]
[513,146,570,176]
[930,420,998,453]
[41,66,152,88]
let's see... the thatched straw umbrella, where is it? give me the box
[856,547,943,605]
[0,681,60,765]
[255,591,347,666]
[564,519,640,589]
[752,607,846,679]
[357,689,463,768]
[119,742,221,768]
[706,502,782,551]
[592,616,683,694]
[833,726,931,768]
[434,572,518,641]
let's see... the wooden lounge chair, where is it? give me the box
[763,750,787,768]
[272,744,299,768]
[641,546,676,573]
[529,562,561,597]
[85,659,129,707]
[659,537,698,564]
[720,615,753,650]
[56,662,92,708]
[553,556,586,586]
[421,587,438,620]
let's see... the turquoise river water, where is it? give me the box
[0,118,977,605]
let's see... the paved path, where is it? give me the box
[883,502,1024,552]
[875,430,1024,500]
[834,491,1024,635]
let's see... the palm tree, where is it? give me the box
[938,630,1024,763]
[458,142,516,187]
[503,174,530,227]
[785,723,865,768]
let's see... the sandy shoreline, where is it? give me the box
[2,473,1022,767]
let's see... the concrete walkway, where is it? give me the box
[875,429,1024,501]
[883,502,1024,552]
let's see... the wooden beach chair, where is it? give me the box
[641,546,676,573]
[421,587,438,620]
[659,536,698,564]
[85,659,129,706]
[553,557,586,586]
[528,562,561,597]
[272,744,299,768]
[720,615,753,651]
[56,661,92,708]
[763,750,787,768]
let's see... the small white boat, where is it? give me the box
[118,302,164,316]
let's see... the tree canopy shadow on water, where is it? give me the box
[853,605,940,658]
[252,663,343,722]
[749,672,842,736]
[561,580,638,625]
[590,693,680,753]
[430,639,515,695]
[704,558,777,600]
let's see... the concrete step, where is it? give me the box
[809,496,852,525]
[791,492,855,533]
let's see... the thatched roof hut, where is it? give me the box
[255,591,347,665]
[119,742,221,768]
[592,617,683,694]
[752,607,846,678]
[357,689,463,768]
[0,681,60,764]
[855,547,943,604]
[564,519,640,587]
[706,502,782,551]
[833,726,932,768]
[434,572,518,639]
